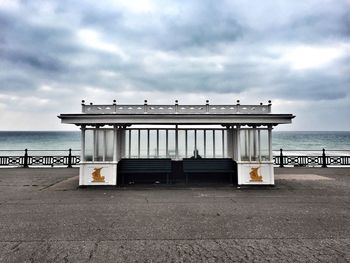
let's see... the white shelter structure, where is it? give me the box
[59,100,294,186]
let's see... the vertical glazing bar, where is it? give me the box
[128,129,131,158]
[204,130,206,158]
[245,130,248,161]
[137,129,140,158]
[166,130,169,158]
[258,130,261,162]
[194,130,197,151]
[236,126,241,161]
[222,130,225,157]
[147,129,150,158]
[175,125,179,159]
[185,130,188,158]
[157,129,159,158]
[213,130,216,158]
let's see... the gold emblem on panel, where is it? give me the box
[249,167,263,182]
[92,167,105,182]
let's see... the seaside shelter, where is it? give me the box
[58,100,294,186]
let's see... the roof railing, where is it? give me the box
[81,100,272,114]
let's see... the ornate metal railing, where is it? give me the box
[273,149,350,167]
[0,149,80,167]
[0,148,349,168]
[81,100,272,114]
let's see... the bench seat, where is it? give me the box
[183,158,237,184]
[118,158,172,184]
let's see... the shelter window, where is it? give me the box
[84,128,114,162]
[240,129,270,161]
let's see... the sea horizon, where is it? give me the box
[0,131,350,156]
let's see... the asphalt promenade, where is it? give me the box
[0,167,349,262]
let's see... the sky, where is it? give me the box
[0,0,349,131]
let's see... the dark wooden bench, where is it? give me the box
[118,158,172,185]
[183,158,237,184]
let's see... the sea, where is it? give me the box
[0,131,350,156]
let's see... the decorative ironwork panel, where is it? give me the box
[82,103,272,114]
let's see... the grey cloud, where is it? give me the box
[0,0,349,129]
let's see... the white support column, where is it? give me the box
[113,125,118,162]
[268,125,273,161]
[93,128,97,161]
[80,125,86,162]
[236,125,241,162]
[102,130,106,161]
[226,127,233,158]
[232,127,237,160]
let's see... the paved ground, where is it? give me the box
[0,167,349,262]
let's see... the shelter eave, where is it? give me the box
[58,113,295,125]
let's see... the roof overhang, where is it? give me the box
[58,113,295,126]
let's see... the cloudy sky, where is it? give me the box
[0,0,349,131]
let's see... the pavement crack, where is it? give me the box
[89,241,99,261]
[10,241,21,252]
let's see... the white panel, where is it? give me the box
[237,163,274,185]
[80,163,117,186]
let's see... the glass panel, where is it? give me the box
[125,130,130,158]
[140,130,148,158]
[149,130,157,158]
[105,130,114,161]
[187,130,195,158]
[95,130,104,161]
[84,130,93,161]
[260,130,269,161]
[223,130,227,158]
[168,130,175,158]
[178,130,186,159]
[159,130,166,158]
[130,130,138,158]
[214,130,223,158]
[250,129,258,161]
[240,130,249,161]
[196,130,204,158]
[205,130,213,158]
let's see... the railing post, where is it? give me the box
[23,149,28,168]
[175,100,178,114]
[322,148,327,168]
[67,148,72,168]
[279,148,284,168]
[205,100,209,113]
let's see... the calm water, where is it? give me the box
[0,131,349,155]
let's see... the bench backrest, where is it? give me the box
[118,158,172,173]
[183,158,237,173]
